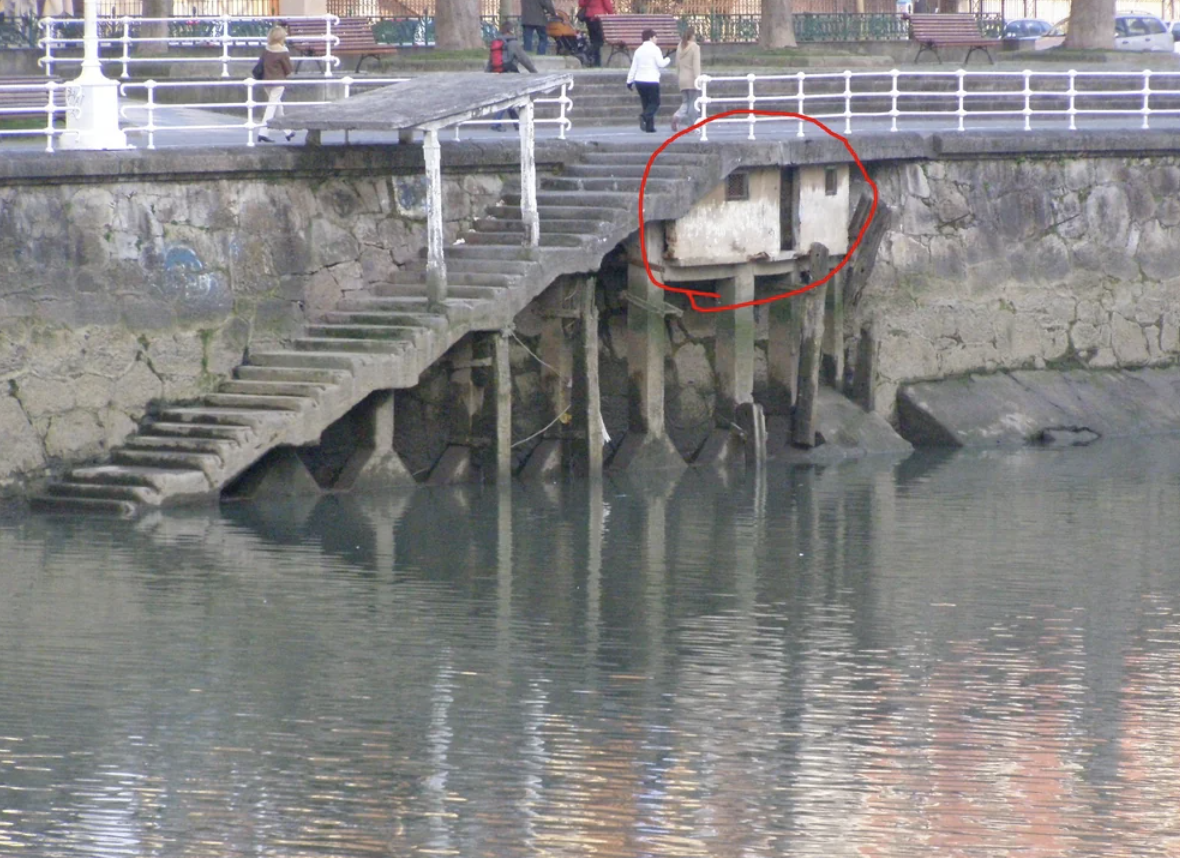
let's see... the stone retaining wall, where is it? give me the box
[856,154,1180,420]
[0,148,516,492]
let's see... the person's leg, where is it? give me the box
[537,27,548,55]
[686,87,701,126]
[491,107,506,131]
[587,18,603,66]
[638,82,659,131]
[522,25,535,53]
[259,85,284,140]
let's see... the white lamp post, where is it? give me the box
[61,0,129,149]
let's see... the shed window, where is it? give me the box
[825,167,838,196]
[726,172,749,201]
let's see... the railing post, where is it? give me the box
[558,79,571,140]
[956,67,966,131]
[519,99,539,248]
[1141,68,1152,130]
[1067,68,1077,131]
[245,77,257,146]
[843,68,852,134]
[889,67,899,132]
[697,74,709,141]
[120,16,132,79]
[143,78,157,149]
[423,128,448,306]
[796,69,805,137]
[1022,68,1032,130]
[44,82,56,153]
[324,15,337,78]
[747,71,756,139]
[219,14,231,78]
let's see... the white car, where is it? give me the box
[1114,14,1174,51]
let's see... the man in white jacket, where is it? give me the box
[626,28,671,133]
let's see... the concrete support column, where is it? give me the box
[494,330,512,483]
[572,276,604,477]
[521,289,572,482]
[611,225,685,472]
[334,389,414,490]
[714,265,756,424]
[766,274,801,414]
[792,244,830,449]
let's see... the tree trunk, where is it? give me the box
[140,0,172,57]
[1065,0,1115,50]
[759,0,796,49]
[436,0,484,49]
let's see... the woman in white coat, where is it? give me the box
[625,28,670,133]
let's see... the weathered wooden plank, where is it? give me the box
[792,243,830,448]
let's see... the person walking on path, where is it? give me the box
[577,0,614,67]
[521,0,557,55]
[257,25,294,143]
[670,26,700,133]
[486,22,537,132]
[626,28,670,133]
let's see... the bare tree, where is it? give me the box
[759,0,796,49]
[436,0,484,49]
[1065,0,1115,49]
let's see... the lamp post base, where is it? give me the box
[60,71,129,151]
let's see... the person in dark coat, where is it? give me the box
[520,0,557,55]
[577,0,615,67]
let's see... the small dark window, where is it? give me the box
[824,167,838,196]
[780,168,794,251]
[726,172,749,201]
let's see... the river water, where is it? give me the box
[3,439,1180,857]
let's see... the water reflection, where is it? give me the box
[3,439,1180,855]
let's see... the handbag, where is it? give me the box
[575,7,588,22]
[251,56,265,80]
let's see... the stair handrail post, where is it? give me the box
[423,127,448,305]
[519,98,540,248]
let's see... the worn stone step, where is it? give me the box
[503,190,637,209]
[245,351,370,372]
[153,406,278,428]
[68,464,211,495]
[463,231,585,248]
[329,302,454,326]
[219,379,330,400]
[28,494,139,518]
[562,163,691,180]
[488,203,623,221]
[143,421,253,442]
[578,150,708,166]
[294,337,414,355]
[111,447,225,476]
[371,283,505,300]
[124,435,238,456]
[475,217,609,238]
[444,244,540,262]
[45,480,162,505]
[443,257,532,275]
[204,392,314,412]
[539,176,681,193]
[306,323,424,341]
[233,365,352,385]
[321,310,457,329]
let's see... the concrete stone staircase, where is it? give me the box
[30,140,732,517]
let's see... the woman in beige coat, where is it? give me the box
[258,25,295,143]
[670,27,701,133]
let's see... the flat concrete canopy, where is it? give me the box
[281,72,575,133]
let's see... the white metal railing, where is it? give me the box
[118,76,408,148]
[38,14,341,80]
[0,80,77,152]
[115,77,574,148]
[455,80,574,141]
[694,68,1180,140]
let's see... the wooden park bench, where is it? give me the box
[597,14,680,67]
[286,17,397,74]
[908,13,1000,64]
[0,76,65,124]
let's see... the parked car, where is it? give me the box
[1002,18,1063,39]
[1166,20,1180,50]
[1114,13,1174,51]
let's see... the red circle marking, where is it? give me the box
[637,108,879,313]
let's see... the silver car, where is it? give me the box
[1114,14,1174,51]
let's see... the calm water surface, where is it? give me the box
[4,440,1180,857]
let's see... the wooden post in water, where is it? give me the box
[767,273,801,411]
[423,128,447,306]
[792,243,830,448]
[494,330,512,482]
[821,274,844,388]
[572,276,604,476]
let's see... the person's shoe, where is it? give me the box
[638,115,645,130]
[490,124,504,132]
[284,131,296,141]
[257,134,273,143]
[670,115,679,132]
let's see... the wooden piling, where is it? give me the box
[792,243,830,448]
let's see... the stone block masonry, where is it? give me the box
[0,146,527,492]
[856,154,1180,421]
